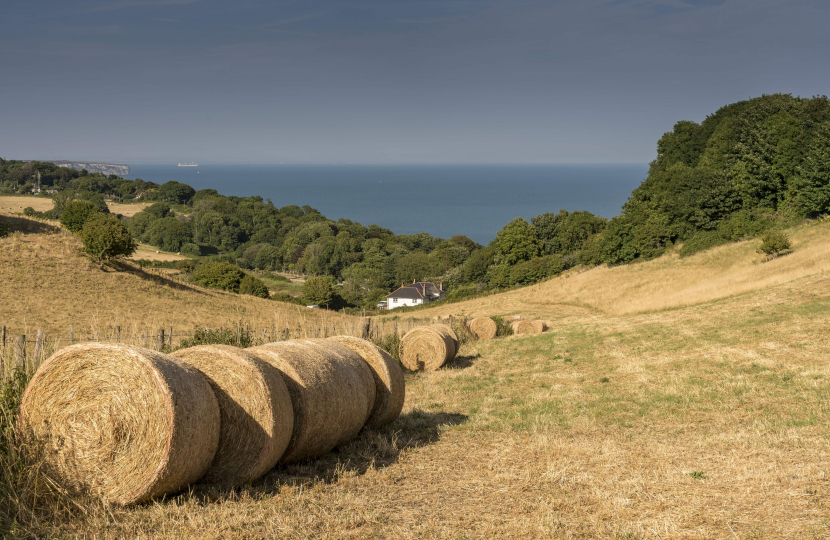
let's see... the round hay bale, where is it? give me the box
[171,345,293,487]
[17,343,219,505]
[399,325,456,371]
[530,320,547,333]
[511,320,538,335]
[469,317,497,340]
[328,336,405,428]
[247,339,375,463]
[433,324,459,357]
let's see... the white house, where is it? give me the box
[385,281,445,310]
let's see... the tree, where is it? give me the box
[159,181,196,204]
[239,274,270,298]
[793,122,830,217]
[302,276,336,307]
[531,210,607,255]
[80,215,137,265]
[146,217,192,252]
[191,262,246,292]
[757,230,792,258]
[495,217,541,265]
[61,200,102,233]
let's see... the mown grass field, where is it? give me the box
[3,215,830,538]
[0,195,150,217]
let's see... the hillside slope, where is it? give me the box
[409,222,830,320]
[0,214,354,341]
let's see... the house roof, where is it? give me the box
[386,285,424,300]
[386,282,444,300]
[414,282,443,297]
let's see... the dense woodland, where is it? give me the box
[3,94,830,308]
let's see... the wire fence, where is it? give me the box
[0,314,466,381]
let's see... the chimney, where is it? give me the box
[413,279,415,284]
[440,279,443,291]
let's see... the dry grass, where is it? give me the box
[0,215,356,340]
[7,220,830,537]
[416,222,830,321]
[0,196,150,217]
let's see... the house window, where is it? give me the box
[392,298,397,303]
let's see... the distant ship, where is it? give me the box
[178,162,198,167]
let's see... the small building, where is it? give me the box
[386,281,445,310]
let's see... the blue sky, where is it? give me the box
[1,0,826,164]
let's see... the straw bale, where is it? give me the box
[17,343,219,505]
[172,345,293,487]
[247,339,375,463]
[328,336,405,428]
[469,317,497,340]
[399,325,456,371]
[433,324,459,357]
[511,320,539,335]
[530,320,547,333]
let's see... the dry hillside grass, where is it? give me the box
[416,222,830,320]
[7,218,830,538]
[29,251,830,539]
[0,214,349,340]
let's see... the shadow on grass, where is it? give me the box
[444,353,482,370]
[114,260,207,295]
[0,215,60,235]
[187,409,467,503]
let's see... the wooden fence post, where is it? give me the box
[157,329,165,351]
[14,335,25,369]
[361,318,370,340]
[1,326,5,351]
[93,330,99,342]
[115,326,121,344]
[168,326,173,349]
[69,324,74,345]
[34,329,43,365]
[142,331,148,348]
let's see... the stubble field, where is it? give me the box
[3,215,830,538]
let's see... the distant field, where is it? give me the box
[0,195,150,216]
[131,242,186,261]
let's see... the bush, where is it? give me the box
[80,214,137,264]
[271,292,304,305]
[270,273,291,282]
[491,315,514,337]
[60,200,102,233]
[679,230,728,257]
[0,223,8,238]
[176,259,197,273]
[239,274,270,298]
[179,242,200,257]
[176,326,255,349]
[757,230,792,257]
[302,276,337,307]
[190,261,245,292]
[508,254,566,285]
[22,207,35,216]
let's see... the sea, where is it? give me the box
[125,164,648,245]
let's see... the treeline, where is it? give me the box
[5,93,829,308]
